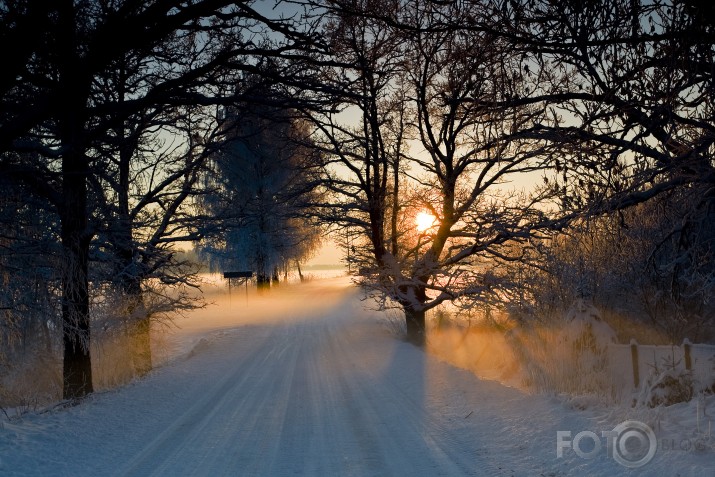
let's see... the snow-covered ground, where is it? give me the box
[1,276,714,476]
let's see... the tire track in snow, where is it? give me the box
[325,316,487,476]
[117,323,299,476]
[117,293,492,476]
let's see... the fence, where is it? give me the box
[608,339,715,392]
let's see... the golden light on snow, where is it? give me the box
[415,211,437,232]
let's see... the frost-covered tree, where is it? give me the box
[200,90,322,285]
[514,188,715,343]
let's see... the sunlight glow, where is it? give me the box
[415,211,437,232]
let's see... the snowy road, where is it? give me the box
[1,278,713,476]
[120,305,479,476]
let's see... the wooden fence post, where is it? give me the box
[630,339,640,388]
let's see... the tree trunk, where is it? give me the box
[256,251,270,290]
[57,0,93,400]
[401,283,427,346]
[120,274,152,377]
[256,274,271,290]
[61,151,93,399]
[115,110,152,378]
[130,309,152,377]
[404,306,426,346]
[296,260,304,282]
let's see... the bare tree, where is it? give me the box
[301,0,561,343]
[0,0,323,398]
[467,0,715,338]
[482,0,715,213]
[199,83,323,286]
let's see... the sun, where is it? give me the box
[415,211,437,232]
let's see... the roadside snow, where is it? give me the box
[1,277,713,476]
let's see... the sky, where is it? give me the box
[306,236,344,267]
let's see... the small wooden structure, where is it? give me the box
[223,271,253,296]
